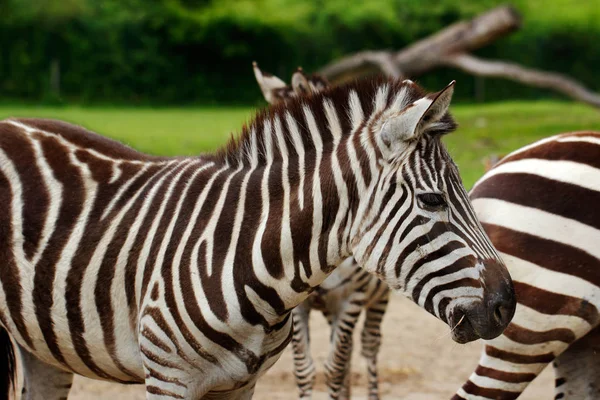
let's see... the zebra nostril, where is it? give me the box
[494,305,503,324]
[492,301,513,328]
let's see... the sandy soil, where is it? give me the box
[67,294,553,399]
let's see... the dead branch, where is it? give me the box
[443,54,600,108]
[317,51,401,83]
[314,4,600,108]
[393,5,521,77]
[318,5,521,83]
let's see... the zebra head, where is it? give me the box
[252,62,329,105]
[251,65,514,343]
[350,80,515,343]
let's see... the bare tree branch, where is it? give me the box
[313,4,600,108]
[317,51,402,83]
[318,5,520,83]
[393,5,521,77]
[443,54,600,108]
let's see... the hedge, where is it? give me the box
[0,0,598,105]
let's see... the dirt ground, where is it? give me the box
[67,294,553,399]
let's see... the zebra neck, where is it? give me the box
[208,152,359,327]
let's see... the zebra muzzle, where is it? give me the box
[449,259,516,343]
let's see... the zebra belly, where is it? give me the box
[0,261,145,383]
[13,331,144,383]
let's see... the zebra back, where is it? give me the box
[455,131,600,399]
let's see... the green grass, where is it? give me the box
[0,106,254,157]
[2,101,600,189]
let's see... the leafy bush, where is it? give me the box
[0,0,598,104]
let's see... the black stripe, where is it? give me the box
[481,223,600,286]
[472,172,600,231]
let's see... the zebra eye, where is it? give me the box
[418,193,447,209]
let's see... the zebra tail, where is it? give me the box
[0,327,16,399]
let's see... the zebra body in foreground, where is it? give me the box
[0,77,515,400]
[454,131,600,400]
[254,63,390,400]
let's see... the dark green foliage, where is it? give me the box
[0,0,598,104]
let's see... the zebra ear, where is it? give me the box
[423,80,455,125]
[253,61,288,104]
[292,67,330,95]
[291,67,312,95]
[381,81,455,146]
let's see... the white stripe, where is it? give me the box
[556,135,600,146]
[324,100,350,264]
[390,86,409,111]
[0,149,34,347]
[262,119,273,163]
[348,90,364,130]
[249,127,259,168]
[345,131,366,194]
[198,164,243,276]
[456,388,493,400]
[472,198,600,260]
[274,116,296,281]
[109,161,122,184]
[486,332,569,357]
[222,167,264,326]
[29,140,63,266]
[373,84,389,113]
[478,349,551,374]
[470,373,530,392]
[510,303,592,339]
[500,252,600,310]
[473,158,600,193]
[323,99,342,142]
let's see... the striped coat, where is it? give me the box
[0,76,514,400]
[253,63,391,400]
[454,131,600,400]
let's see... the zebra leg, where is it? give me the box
[553,327,600,400]
[291,301,316,399]
[324,305,360,400]
[361,290,389,400]
[338,357,352,400]
[18,345,73,400]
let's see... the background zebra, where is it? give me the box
[0,75,515,400]
[454,131,600,399]
[254,62,390,400]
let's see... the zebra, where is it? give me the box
[253,62,390,400]
[453,131,600,400]
[0,75,515,400]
